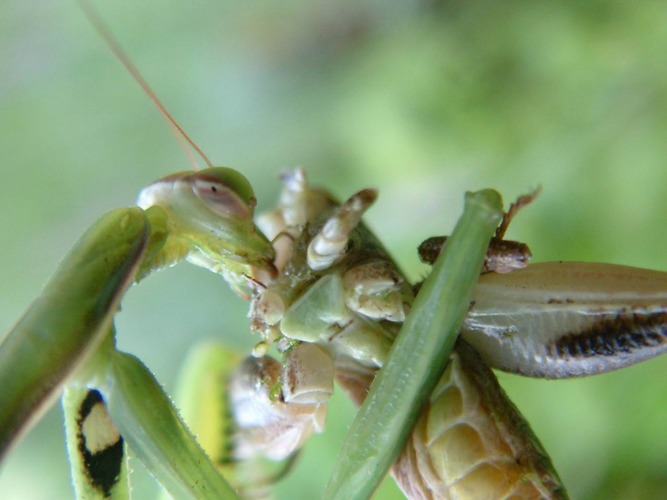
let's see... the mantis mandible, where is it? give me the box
[2,1,667,498]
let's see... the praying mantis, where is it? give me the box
[3,1,667,498]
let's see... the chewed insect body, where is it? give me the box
[250,169,410,366]
[228,168,410,462]
[216,169,667,498]
[218,169,565,498]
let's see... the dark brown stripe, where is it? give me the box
[417,235,531,273]
[548,311,667,360]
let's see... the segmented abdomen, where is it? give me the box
[337,342,567,499]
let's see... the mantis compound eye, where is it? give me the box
[191,167,257,220]
[192,178,251,219]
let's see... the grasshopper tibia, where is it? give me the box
[419,236,532,274]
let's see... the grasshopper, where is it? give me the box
[3,1,667,498]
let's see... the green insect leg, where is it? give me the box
[62,387,129,499]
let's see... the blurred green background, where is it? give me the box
[2,0,667,498]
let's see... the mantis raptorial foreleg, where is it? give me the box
[0,208,149,460]
[0,168,278,498]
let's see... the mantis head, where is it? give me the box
[137,167,276,295]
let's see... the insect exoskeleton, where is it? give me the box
[221,171,567,497]
[229,344,332,462]
[249,168,412,370]
[462,261,667,378]
[229,168,414,465]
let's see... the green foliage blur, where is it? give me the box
[1,0,667,498]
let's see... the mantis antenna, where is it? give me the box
[76,0,214,170]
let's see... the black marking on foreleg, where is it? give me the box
[76,389,124,497]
